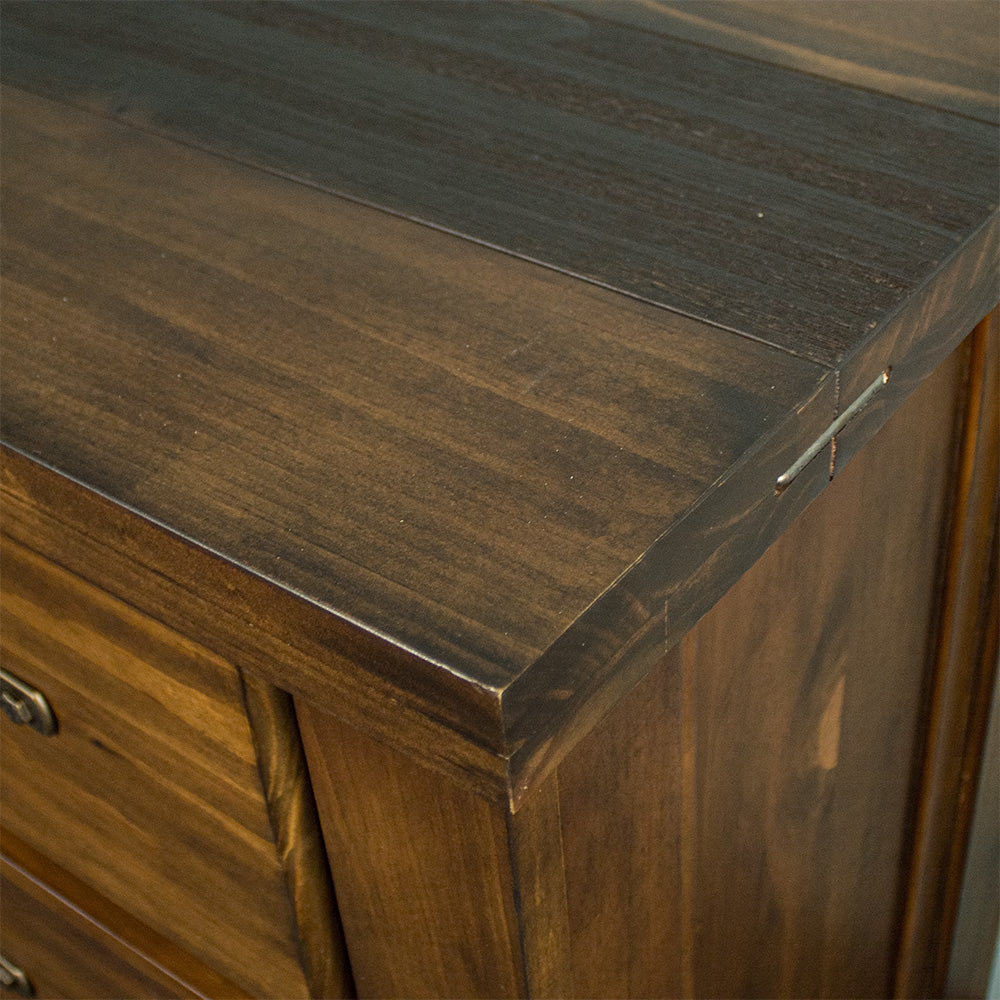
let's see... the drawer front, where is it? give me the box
[0,536,311,998]
[0,854,203,1000]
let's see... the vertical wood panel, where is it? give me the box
[896,313,1000,998]
[550,332,975,998]
[505,777,574,999]
[296,703,525,999]
[683,335,968,998]
[556,647,685,998]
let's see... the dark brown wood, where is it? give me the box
[832,216,999,478]
[298,322,985,997]
[503,778,575,999]
[569,1,1000,123]
[895,313,1000,998]
[0,854,204,1000]
[0,538,313,998]
[0,444,512,805]
[548,323,976,999]
[0,5,996,995]
[1,831,252,1000]
[2,2,995,365]
[680,343,970,999]
[0,86,835,802]
[238,673,355,999]
[556,646,686,998]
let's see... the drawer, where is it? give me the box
[0,850,231,999]
[0,536,312,998]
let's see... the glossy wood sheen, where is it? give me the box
[0,856,204,1000]
[0,539,312,998]
[2,2,995,365]
[0,5,997,996]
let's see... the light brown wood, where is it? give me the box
[296,703,524,999]
[238,673,355,999]
[0,538,312,998]
[0,830,250,1000]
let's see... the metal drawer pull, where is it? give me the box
[0,668,58,737]
[0,954,34,997]
[775,368,890,493]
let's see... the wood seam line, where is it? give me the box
[549,0,999,126]
[502,804,534,998]
[0,82,830,368]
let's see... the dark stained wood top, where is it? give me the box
[1,88,824,685]
[3,2,996,365]
[1,2,997,802]
[574,1,1000,123]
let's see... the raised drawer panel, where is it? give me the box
[0,536,312,998]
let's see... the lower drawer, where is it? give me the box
[0,536,312,997]
[1,853,205,999]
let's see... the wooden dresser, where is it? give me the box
[1,3,997,997]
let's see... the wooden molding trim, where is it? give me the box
[894,312,1000,997]
[239,671,356,999]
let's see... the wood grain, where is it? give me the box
[2,2,995,367]
[0,87,832,794]
[296,702,525,999]
[238,673,355,999]
[0,538,312,998]
[0,855,203,1000]
[556,646,686,999]
[1,832,253,1000]
[895,313,1000,998]
[549,325,975,999]
[0,443,511,804]
[680,329,972,998]
[562,1,1000,123]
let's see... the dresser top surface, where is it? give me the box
[2,2,997,775]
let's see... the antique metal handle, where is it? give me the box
[0,954,34,998]
[0,668,57,737]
